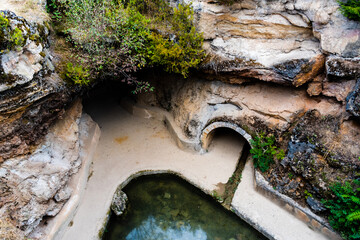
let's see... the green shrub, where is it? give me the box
[46,0,65,21]
[49,0,204,91]
[146,3,204,77]
[323,179,360,240]
[250,133,285,172]
[338,0,360,21]
[59,0,149,74]
[0,12,9,30]
[122,0,205,77]
[129,0,204,77]
[64,62,90,86]
[60,0,154,93]
[124,0,172,19]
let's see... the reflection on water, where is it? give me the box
[126,216,207,240]
[103,174,267,240]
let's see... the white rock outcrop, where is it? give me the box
[0,101,92,234]
[192,0,359,66]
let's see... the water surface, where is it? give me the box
[103,174,267,240]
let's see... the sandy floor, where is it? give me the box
[60,96,333,240]
[61,97,244,240]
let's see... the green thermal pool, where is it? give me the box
[103,174,267,240]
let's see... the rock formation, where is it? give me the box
[346,79,360,118]
[0,10,72,162]
[135,0,360,215]
[0,0,359,238]
[192,0,360,117]
[0,8,76,238]
[111,187,128,216]
[0,101,91,234]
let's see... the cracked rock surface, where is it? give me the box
[0,11,71,161]
[0,101,83,235]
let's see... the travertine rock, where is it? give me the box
[0,0,48,24]
[307,74,324,97]
[307,82,322,96]
[277,110,360,203]
[193,0,359,84]
[0,11,71,161]
[0,101,83,235]
[0,218,25,240]
[138,75,342,139]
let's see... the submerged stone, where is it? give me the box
[111,187,128,216]
[164,192,171,199]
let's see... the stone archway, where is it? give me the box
[200,121,252,151]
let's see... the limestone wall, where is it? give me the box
[0,10,72,162]
[0,100,99,238]
[0,0,359,238]
[192,0,359,64]
[136,72,360,228]
[190,0,360,107]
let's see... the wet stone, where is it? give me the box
[111,187,128,216]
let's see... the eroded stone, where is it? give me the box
[307,82,322,97]
[111,187,128,216]
[346,79,360,118]
[293,55,326,87]
[0,11,70,161]
[0,101,83,234]
[326,57,360,80]
[322,80,356,102]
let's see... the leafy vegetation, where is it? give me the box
[0,12,9,30]
[0,12,9,46]
[47,0,204,90]
[212,190,223,202]
[64,62,90,86]
[323,179,360,239]
[304,190,313,199]
[146,4,204,77]
[338,0,360,21]
[46,0,64,21]
[250,133,285,172]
